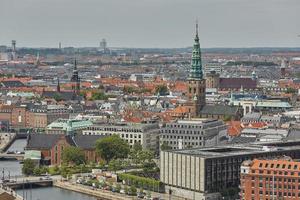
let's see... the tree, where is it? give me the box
[286,87,297,94]
[108,159,122,172]
[155,85,168,96]
[130,185,137,196]
[160,142,172,151]
[223,115,232,122]
[95,135,130,163]
[133,142,142,152]
[90,92,108,100]
[53,93,63,101]
[62,146,86,165]
[22,159,35,176]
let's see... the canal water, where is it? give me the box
[1,139,96,200]
[8,139,27,152]
[16,187,96,200]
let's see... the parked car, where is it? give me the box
[120,189,125,194]
[137,192,145,198]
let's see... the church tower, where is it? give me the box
[186,22,206,117]
[70,59,80,95]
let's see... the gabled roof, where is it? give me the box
[73,135,106,150]
[42,91,83,101]
[26,134,62,149]
[219,78,256,89]
[200,105,240,116]
[26,134,105,150]
[0,80,25,88]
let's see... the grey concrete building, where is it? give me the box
[160,119,227,150]
[160,141,300,200]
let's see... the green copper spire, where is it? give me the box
[188,21,203,80]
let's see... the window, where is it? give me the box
[282,164,286,168]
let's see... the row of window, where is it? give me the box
[161,135,203,140]
[252,169,300,176]
[250,190,300,197]
[87,127,142,133]
[162,129,204,135]
[163,141,202,147]
[83,132,142,139]
[259,162,299,170]
[165,124,203,129]
[255,182,300,189]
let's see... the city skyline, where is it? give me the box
[1,0,300,48]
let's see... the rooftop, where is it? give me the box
[162,140,300,158]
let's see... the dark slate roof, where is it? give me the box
[230,136,257,144]
[42,91,83,101]
[26,134,106,150]
[73,135,106,150]
[200,105,239,116]
[219,78,257,89]
[26,134,61,149]
[0,80,25,88]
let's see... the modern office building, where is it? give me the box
[160,118,227,150]
[160,141,300,200]
[82,122,160,152]
[240,158,300,200]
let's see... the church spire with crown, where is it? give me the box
[188,20,203,80]
[186,21,206,117]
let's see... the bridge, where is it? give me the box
[2,178,53,189]
[0,153,24,161]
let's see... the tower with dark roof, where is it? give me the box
[57,77,61,92]
[186,22,206,117]
[70,59,80,95]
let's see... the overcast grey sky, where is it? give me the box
[0,0,300,48]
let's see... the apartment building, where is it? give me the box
[240,158,300,200]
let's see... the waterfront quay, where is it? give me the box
[54,180,184,200]
[54,181,133,200]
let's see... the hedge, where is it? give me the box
[118,173,164,193]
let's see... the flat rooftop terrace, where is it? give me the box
[163,140,300,158]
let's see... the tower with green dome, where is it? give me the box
[187,22,206,117]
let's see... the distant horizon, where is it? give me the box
[1,0,300,48]
[2,45,300,50]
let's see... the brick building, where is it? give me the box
[0,103,70,131]
[26,134,105,165]
[240,158,300,200]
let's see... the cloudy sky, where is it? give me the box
[0,0,300,48]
